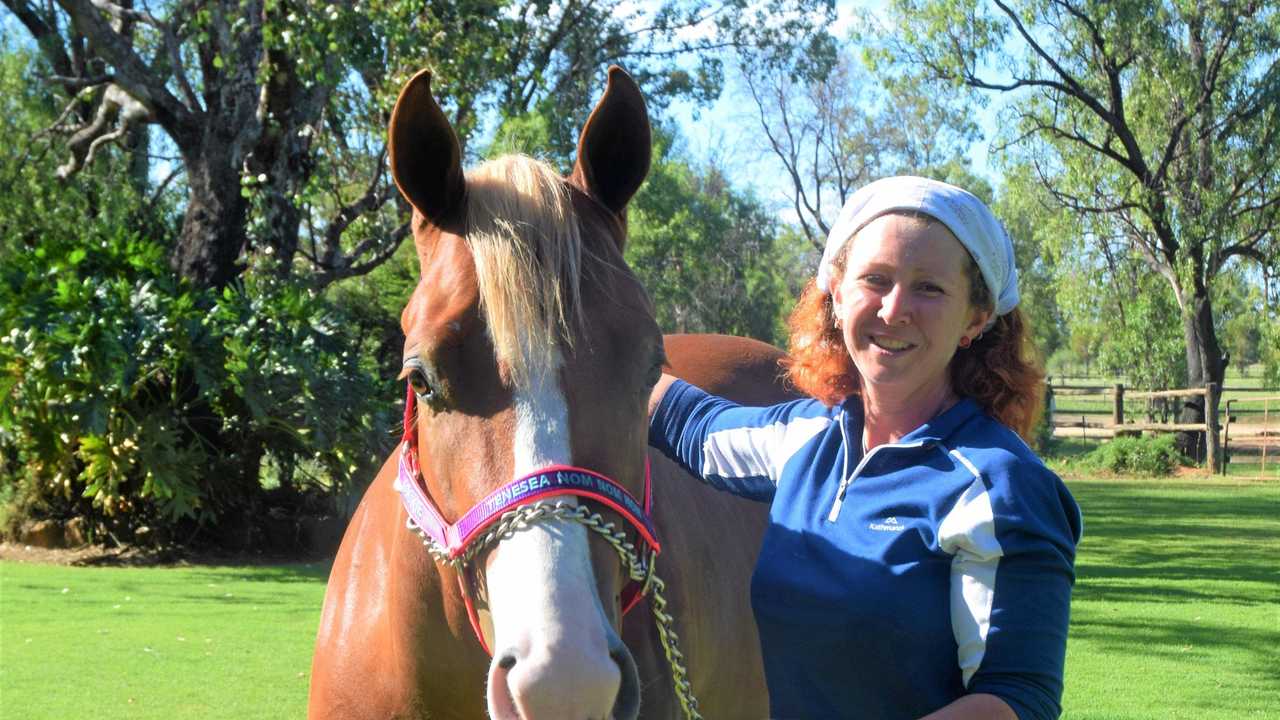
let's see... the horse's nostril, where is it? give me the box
[610,644,641,720]
[496,652,517,671]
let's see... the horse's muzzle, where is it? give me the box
[486,635,641,720]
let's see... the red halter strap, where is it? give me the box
[397,385,660,654]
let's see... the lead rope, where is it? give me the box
[406,500,703,720]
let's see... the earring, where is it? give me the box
[959,336,971,349]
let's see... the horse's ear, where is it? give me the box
[570,66,651,218]
[389,70,465,227]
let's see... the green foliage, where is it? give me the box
[0,40,399,545]
[207,272,395,494]
[1262,317,1280,388]
[1091,273,1188,390]
[0,220,396,542]
[994,164,1068,360]
[1214,268,1267,376]
[1,221,212,530]
[1080,434,1187,477]
[1046,211,1186,388]
[875,0,1278,400]
[626,129,792,344]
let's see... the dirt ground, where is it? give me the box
[0,541,194,566]
[0,540,331,567]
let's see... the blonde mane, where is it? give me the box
[464,155,585,387]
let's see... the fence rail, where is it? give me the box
[1045,382,1280,475]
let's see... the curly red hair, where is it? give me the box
[783,225,1044,440]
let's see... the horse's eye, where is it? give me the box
[408,368,434,400]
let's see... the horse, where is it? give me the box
[308,67,794,720]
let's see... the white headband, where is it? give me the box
[816,176,1019,328]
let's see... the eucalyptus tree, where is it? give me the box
[4,0,835,289]
[875,0,1280,455]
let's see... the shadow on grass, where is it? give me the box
[1070,481,1278,590]
[1069,611,1280,680]
[178,562,333,584]
[1066,477,1280,682]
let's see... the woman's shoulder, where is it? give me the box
[947,412,1082,543]
[664,378,839,422]
[949,410,1050,475]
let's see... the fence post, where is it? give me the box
[1112,383,1140,438]
[1206,382,1221,473]
[1112,383,1125,436]
[1223,398,1234,476]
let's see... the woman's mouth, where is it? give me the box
[870,335,914,352]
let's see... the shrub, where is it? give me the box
[0,227,398,546]
[1082,434,1188,477]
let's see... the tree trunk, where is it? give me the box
[1177,291,1226,460]
[170,144,248,289]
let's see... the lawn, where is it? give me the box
[1,473,1277,719]
[0,561,329,719]
[1057,473,1280,719]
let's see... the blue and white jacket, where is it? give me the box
[650,380,1083,720]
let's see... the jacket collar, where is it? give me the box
[839,395,982,448]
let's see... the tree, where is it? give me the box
[4,0,836,289]
[993,163,1067,360]
[1216,269,1266,376]
[878,0,1280,457]
[626,128,793,344]
[739,46,979,250]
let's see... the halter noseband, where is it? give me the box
[394,385,661,655]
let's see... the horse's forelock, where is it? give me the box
[464,155,585,388]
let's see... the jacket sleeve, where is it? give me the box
[942,457,1083,720]
[648,379,832,502]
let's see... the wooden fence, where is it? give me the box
[1224,395,1280,478]
[1048,382,1245,473]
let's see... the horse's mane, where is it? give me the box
[464,154,587,387]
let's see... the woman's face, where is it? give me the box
[832,213,990,407]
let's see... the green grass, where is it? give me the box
[2,474,1278,719]
[1059,474,1280,719]
[0,561,329,719]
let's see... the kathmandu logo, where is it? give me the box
[869,516,907,532]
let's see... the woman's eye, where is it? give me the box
[919,282,944,294]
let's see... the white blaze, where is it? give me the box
[484,355,620,718]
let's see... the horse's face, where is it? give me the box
[389,68,659,720]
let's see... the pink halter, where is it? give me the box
[396,385,661,653]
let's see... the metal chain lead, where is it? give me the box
[407,500,703,720]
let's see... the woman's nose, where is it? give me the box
[877,285,911,326]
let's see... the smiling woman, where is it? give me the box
[647,176,1083,720]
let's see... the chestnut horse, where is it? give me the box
[308,67,792,720]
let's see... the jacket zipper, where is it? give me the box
[827,426,929,522]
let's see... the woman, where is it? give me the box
[649,176,1082,720]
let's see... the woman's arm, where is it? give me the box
[648,373,679,417]
[919,693,1018,720]
[646,375,824,501]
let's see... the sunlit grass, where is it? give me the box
[1059,474,1280,719]
[0,562,329,720]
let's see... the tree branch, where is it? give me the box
[55,0,193,136]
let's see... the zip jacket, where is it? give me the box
[649,379,1083,720]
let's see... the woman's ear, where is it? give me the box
[966,308,993,338]
[830,285,845,326]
